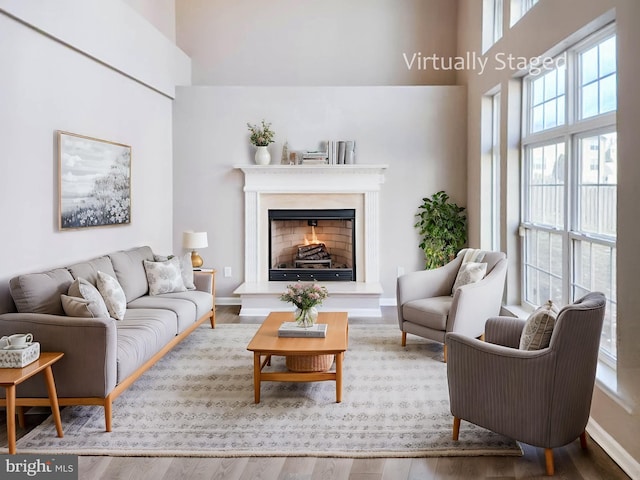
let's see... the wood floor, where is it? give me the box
[0,306,631,480]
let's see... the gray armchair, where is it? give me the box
[396,250,507,362]
[446,292,606,476]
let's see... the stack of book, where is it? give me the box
[301,151,329,165]
[278,322,328,338]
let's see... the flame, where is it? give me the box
[303,226,320,245]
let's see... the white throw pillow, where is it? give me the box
[451,262,487,295]
[519,300,559,350]
[144,257,187,296]
[96,271,127,320]
[153,253,195,290]
[67,277,110,318]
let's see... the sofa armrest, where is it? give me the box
[193,270,214,295]
[0,313,118,398]
[485,316,526,348]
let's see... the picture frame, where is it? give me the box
[58,131,131,230]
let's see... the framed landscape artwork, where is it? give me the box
[58,131,131,230]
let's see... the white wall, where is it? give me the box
[0,2,188,312]
[176,0,459,86]
[457,0,640,472]
[172,86,466,301]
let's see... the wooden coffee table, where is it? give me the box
[247,311,348,403]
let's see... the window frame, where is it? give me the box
[520,24,617,362]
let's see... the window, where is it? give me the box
[521,27,617,362]
[491,92,501,250]
[483,0,504,52]
[510,0,539,26]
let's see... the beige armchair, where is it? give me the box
[396,250,507,362]
[446,292,606,476]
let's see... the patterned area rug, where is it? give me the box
[16,324,521,457]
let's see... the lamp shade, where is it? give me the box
[183,231,208,249]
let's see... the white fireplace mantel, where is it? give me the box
[233,164,388,317]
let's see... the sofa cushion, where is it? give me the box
[9,268,74,315]
[96,271,127,321]
[126,296,197,334]
[160,290,213,320]
[143,257,186,296]
[67,256,117,286]
[115,308,177,382]
[67,277,110,318]
[519,300,559,350]
[109,246,155,302]
[402,296,453,331]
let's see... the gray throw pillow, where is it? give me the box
[519,300,559,350]
[96,271,127,320]
[61,294,106,318]
[144,257,187,296]
[67,277,110,318]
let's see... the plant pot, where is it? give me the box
[254,146,271,165]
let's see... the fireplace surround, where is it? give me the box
[234,164,387,316]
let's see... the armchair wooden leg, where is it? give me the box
[452,416,460,441]
[545,448,554,476]
[580,431,588,449]
[401,331,407,347]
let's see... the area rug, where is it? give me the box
[16,324,521,458]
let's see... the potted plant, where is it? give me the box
[415,190,467,269]
[247,120,275,165]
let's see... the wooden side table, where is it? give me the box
[194,268,216,328]
[0,352,64,454]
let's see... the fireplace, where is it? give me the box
[233,164,387,317]
[269,209,355,281]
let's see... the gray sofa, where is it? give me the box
[0,246,215,431]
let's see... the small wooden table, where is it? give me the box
[0,352,64,454]
[247,311,348,403]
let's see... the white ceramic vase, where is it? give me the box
[254,146,271,165]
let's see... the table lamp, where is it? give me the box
[183,231,208,268]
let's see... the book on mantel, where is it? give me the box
[278,322,327,338]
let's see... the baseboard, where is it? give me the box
[217,297,241,306]
[587,417,640,480]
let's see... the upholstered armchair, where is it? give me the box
[446,292,606,476]
[396,250,507,362]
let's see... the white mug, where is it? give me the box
[7,333,33,347]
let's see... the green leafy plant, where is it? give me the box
[415,190,467,269]
[247,120,275,146]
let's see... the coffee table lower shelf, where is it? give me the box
[252,352,344,403]
[247,311,349,404]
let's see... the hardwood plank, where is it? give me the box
[78,456,113,480]
[161,457,224,480]
[311,457,353,480]
[277,456,317,480]
[210,457,249,480]
[408,458,438,480]
[238,457,287,480]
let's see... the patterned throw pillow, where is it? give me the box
[144,257,187,296]
[451,262,487,295]
[96,271,127,320]
[153,253,195,290]
[67,277,110,318]
[519,300,559,350]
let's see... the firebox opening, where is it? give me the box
[268,209,356,281]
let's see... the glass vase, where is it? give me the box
[294,306,318,328]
